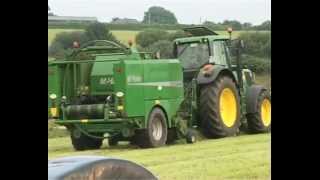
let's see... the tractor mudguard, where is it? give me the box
[48,156,157,180]
[197,65,233,85]
[246,85,268,114]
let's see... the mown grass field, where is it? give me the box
[48,133,270,180]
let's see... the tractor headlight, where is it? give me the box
[50,107,58,117]
[49,93,57,100]
[116,92,124,112]
[49,93,58,118]
[116,92,124,98]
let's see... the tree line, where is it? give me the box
[48,5,270,31]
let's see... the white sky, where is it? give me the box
[48,0,271,25]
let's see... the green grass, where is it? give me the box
[49,134,270,180]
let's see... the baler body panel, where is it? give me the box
[113,59,184,122]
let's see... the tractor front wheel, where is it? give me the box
[70,128,103,151]
[199,75,241,138]
[246,89,271,133]
[136,107,168,148]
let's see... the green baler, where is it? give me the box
[49,40,191,150]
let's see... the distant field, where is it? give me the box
[48,28,267,46]
[110,30,140,45]
[49,133,270,180]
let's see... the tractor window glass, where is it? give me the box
[212,41,227,65]
[177,42,210,69]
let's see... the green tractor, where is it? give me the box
[48,26,271,150]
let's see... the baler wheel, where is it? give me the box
[136,107,168,148]
[246,90,271,133]
[199,75,241,138]
[186,129,196,144]
[70,129,103,151]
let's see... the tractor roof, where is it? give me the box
[174,26,229,44]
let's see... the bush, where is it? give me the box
[238,32,271,58]
[144,40,174,58]
[167,30,189,41]
[84,22,118,43]
[241,55,271,74]
[48,22,121,59]
[136,29,169,48]
[49,31,86,58]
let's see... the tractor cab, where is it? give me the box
[174,26,255,89]
[173,27,232,82]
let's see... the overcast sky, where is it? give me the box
[48,0,270,25]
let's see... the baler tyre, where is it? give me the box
[108,137,119,146]
[70,129,103,151]
[199,75,241,138]
[246,90,271,133]
[186,129,196,144]
[137,107,168,148]
[166,128,177,145]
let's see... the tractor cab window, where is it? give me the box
[177,42,210,69]
[212,41,228,66]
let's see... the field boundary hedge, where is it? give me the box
[48,22,271,31]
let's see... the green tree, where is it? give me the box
[136,29,169,48]
[49,31,87,58]
[84,22,118,42]
[143,6,178,24]
[144,40,174,58]
[254,20,271,30]
[242,22,253,30]
[238,32,271,58]
[167,30,189,41]
[49,22,121,58]
[222,20,242,30]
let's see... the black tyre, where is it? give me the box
[166,128,177,144]
[186,129,196,144]
[70,128,103,151]
[136,107,168,148]
[247,89,271,133]
[199,75,241,138]
[108,136,119,146]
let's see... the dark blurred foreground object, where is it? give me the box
[48,156,157,180]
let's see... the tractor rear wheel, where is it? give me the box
[246,90,271,133]
[136,107,168,148]
[199,75,241,138]
[70,128,103,151]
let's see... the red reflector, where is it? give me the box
[203,64,214,76]
[203,64,214,72]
